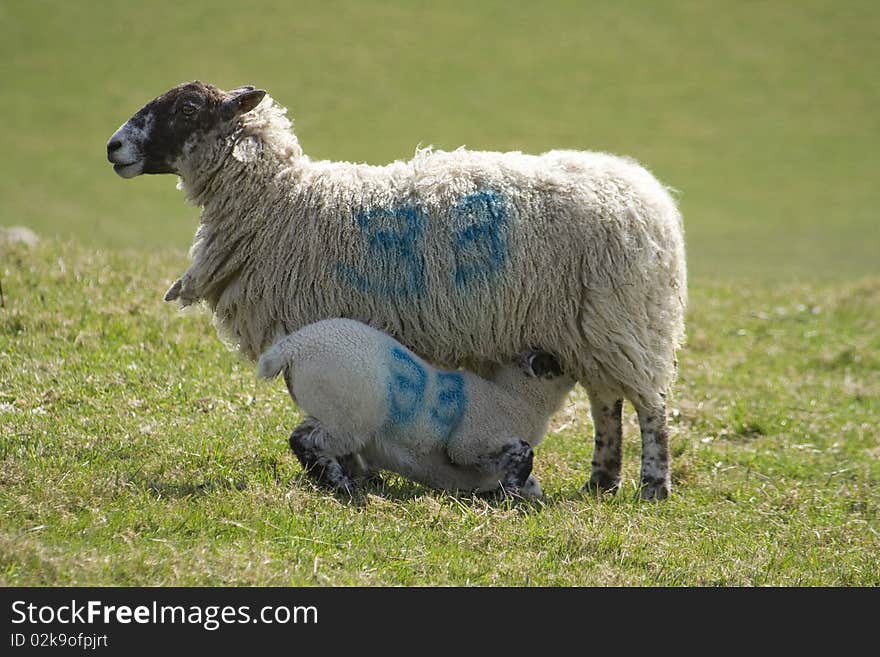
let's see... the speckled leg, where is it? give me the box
[499,439,534,493]
[288,418,356,494]
[635,400,671,501]
[473,438,534,495]
[584,393,624,494]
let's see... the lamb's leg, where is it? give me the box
[583,391,624,494]
[470,438,534,495]
[288,417,356,494]
[634,398,671,500]
[445,429,536,496]
[337,452,383,487]
[519,475,543,499]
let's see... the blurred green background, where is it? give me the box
[1,0,877,281]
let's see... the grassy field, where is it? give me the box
[1,241,877,585]
[2,0,878,280]
[1,1,878,585]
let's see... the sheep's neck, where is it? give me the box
[176,139,302,310]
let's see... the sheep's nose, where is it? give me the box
[107,139,122,159]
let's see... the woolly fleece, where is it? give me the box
[258,318,573,494]
[167,91,686,407]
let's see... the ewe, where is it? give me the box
[107,81,686,499]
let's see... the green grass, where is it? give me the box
[1,0,878,585]
[1,0,878,280]
[1,240,877,585]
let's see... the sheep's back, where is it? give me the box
[229,148,685,400]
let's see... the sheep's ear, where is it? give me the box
[221,88,266,119]
[527,351,563,378]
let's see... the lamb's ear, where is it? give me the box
[220,88,266,120]
[526,351,564,378]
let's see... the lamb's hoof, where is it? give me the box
[519,475,543,499]
[323,461,358,495]
[582,471,621,496]
[638,477,670,501]
[499,439,534,490]
[362,471,384,487]
[288,424,357,495]
[288,421,320,469]
[337,453,383,487]
[298,453,358,495]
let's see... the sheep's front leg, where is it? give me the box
[634,399,671,501]
[289,417,356,494]
[584,392,624,494]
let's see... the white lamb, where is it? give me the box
[257,318,573,497]
[106,81,687,499]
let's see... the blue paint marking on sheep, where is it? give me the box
[451,189,509,287]
[336,189,509,299]
[384,345,467,442]
[386,346,428,424]
[335,204,427,299]
[430,371,466,431]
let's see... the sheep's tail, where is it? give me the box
[257,334,302,380]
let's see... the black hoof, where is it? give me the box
[583,470,621,496]
[500,439,534,491]
[638,477,670,501]
[337,453,383,487]
[288,423,356,494]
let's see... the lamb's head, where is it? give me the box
[491,350,575,413]
[106,81,265,179]
[519,351,565,380]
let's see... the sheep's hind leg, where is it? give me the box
[583,391,624,494]
[634,399,671,501]
[289,418,356,494]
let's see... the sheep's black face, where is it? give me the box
[106,81,265,178]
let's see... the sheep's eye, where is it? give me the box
[180,102,198,117]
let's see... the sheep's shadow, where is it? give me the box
[311,471,649,510]
[299,471,564,513]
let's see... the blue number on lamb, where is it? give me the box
[430,371,466,431]
[386,348,467,440]
[386,346,428,424]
